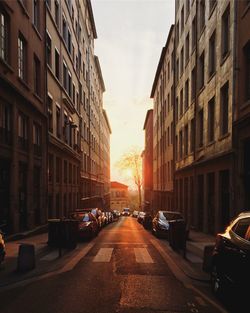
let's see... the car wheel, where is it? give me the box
[211,264,224,297]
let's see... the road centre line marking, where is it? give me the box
[134,248,154,263]
[93,248,113,262]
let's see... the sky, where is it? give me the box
[91,0,175,187]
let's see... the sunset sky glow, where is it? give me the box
[92,0,175,187]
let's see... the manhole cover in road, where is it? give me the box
[119,275,191,312]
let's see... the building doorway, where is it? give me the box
[219,170,230,231]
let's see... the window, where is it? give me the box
[191,66,196,100]
[209,0,217,14]
[55,0,59,27]
[184,124,188,156]
[47,95,53,133]
[180,47,184,74]
[46,32,52,67]
[185,79,189,110]
[0,102,11,145]
[198,52,205,90]
[46,0,51,9]
[209,31,216,77]
[192,17,196,50]
[198,109,204,147]
[48,154,53,183]
[244,42,250,101]
[18,112,28,150]
[176,58,179,81]
[68,71,72,97]
[185,33,189,64]
[62,17,67,42]
[67,29,71,53]
[33,0,40,31]
[18,34,27,81]
[176,21,179,45]
[63,62,67,89]
[190,118,195,152]
[55,48,60,79]
[179,130,183,159]
[186,0,190,18]
[175,97,179,122]
[69,163,72,184]
[56,105,61,138]
[208,97,215,142]
[33,123,41,155]
[221,5,230,59]
[171,122,173,144]
[34,55,41,96]
[220,82,229,135]
[180,89,183,116]
[232,218,250,240]
[0,9,8,62]
[181,6,184,32]
[199,0,205,35]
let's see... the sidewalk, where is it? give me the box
[176,229,216,282]
[0,232,81,288]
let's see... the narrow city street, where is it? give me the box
[0,217,224,313]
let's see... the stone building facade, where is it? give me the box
[150,26,175,212]
[0,0,47,233]
[110,181,129,212]
[233,1,250,213]
[46,0,111,217]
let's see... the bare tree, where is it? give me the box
[116,147,142,210]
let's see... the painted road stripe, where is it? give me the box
[93,248,113,262]
[134,248,154,263]
[40,250,58,261]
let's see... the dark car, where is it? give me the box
[152,211,184,238]
[122,208,130,216]
[137,211,146,224]
[210,212,250,297]
[73,212,99,239]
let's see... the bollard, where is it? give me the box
[17,244,35,272]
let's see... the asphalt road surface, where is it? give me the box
[0,217,226,313]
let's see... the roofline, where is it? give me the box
[111,181,128,188]
[143,109,153,130]
[86,0,97,39]
[150,25,174,98]
[103,109,112,134]
[94,55,105,92]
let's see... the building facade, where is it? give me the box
[46,0,111,216]
[233,1,250,213]
[150,26,175,212]
[142,110,154,209]
[110,181,129,212]
[0,0,47,233]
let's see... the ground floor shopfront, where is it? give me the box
[175,153,235,235]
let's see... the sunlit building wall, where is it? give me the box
[151,26,175,211]
[110,182,129,212]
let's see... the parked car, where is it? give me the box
[210,211,250,298]
[143,212,153,230]
[90,208,104,229]
[0,230,6,264]
[112,210,120,219]
[132,210,139,218]
[152,211,184,238]
[73,212,99,240]
[122,208,130,216]
[137,211,146,224]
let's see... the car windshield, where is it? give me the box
[161,212,183,220]
[77,214,90,222]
